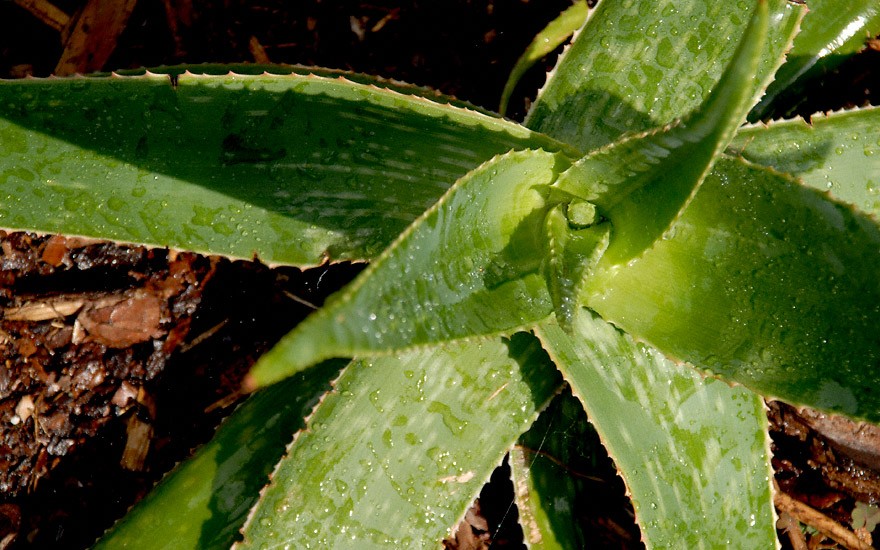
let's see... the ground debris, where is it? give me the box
[0,231,211,496]
[769,401,880,549]
[0,230,361,548]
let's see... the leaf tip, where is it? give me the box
[241,372,261,393]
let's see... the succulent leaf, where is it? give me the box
[239,334,562,548]
[586,157,880,421]
[0,71,569,265]
[93,361,345,549]
[527,0,803,152]
[552,0,769,266]
[750,0,880,120]
[732,106,880,218]
[542,203,610,331]
[498,0,590,116]
[535,313,776,548]
[247,150,566,387]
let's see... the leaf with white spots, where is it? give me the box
[535,313,775,548]
[239,334,562,548]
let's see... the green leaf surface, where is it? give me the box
[0,71,569,265]
[552,1,767,267]
[542,203,609,330]
[498,1,589,116]
[248,4,772,386]
[750,0,880,120]
[94,360,344,550]
[535,313,776,548]
[585,156,880,421]
[247,150,565,387]
[526,0,803,151]
[510,391,616,549]
[114,63,490,106]
[731,106,880,218]
[239,333,562,548]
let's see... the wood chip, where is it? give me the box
[40,235,69,267]
[76,291,164,348]
[248,35,270,63]
[775,485,873,550]
[14,396,34,423]
[111,381,138,409]
[3,300,85,322]
[798,406,880,472]
[12,0,70,32]
[54,0,138,75]
[120,415,152,472]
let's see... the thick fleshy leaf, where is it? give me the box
[0,71,569,265]
[731,106,880,218]
[247,150,565,387]
[248,5,772,387]
[750,0,880,120]
[93,360,344,550]
[542,203,609,330]
[238,333,562,548]
[498,0,589,116]
[552,1,768,267]
[585,157,880,421]
[510,390,624,549]
[534,313,775,548]
[526,0,803,151]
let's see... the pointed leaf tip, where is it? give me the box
[248,150,568,386]
[542,202,610,331]
[552,0,768,268]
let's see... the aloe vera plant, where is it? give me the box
[2,0,880,547]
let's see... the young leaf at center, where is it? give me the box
[551,0,768,268]
[246,1,771,387]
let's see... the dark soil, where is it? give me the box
[1,0,575,119]
[1,1,879,549]
[0,231,362,548]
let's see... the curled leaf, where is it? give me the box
[553,0,769,267]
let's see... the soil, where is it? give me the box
[0,231,363,548]
[0,1,879,549]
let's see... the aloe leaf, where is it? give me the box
[750,0,880,120]
[510,391,619,548]
[239,333,562,548]
[585,156,880,421]
[119,63,492,106]
[93,360,344,550]
[731,106,880,218]
[552,1,767,267]
[543,203,609,330]
[248,5,771,386]
[247,150,566,387]
[526,0,803,151]
[498,0,589,116]
[0,71,570,265]
[534,313,775,547]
